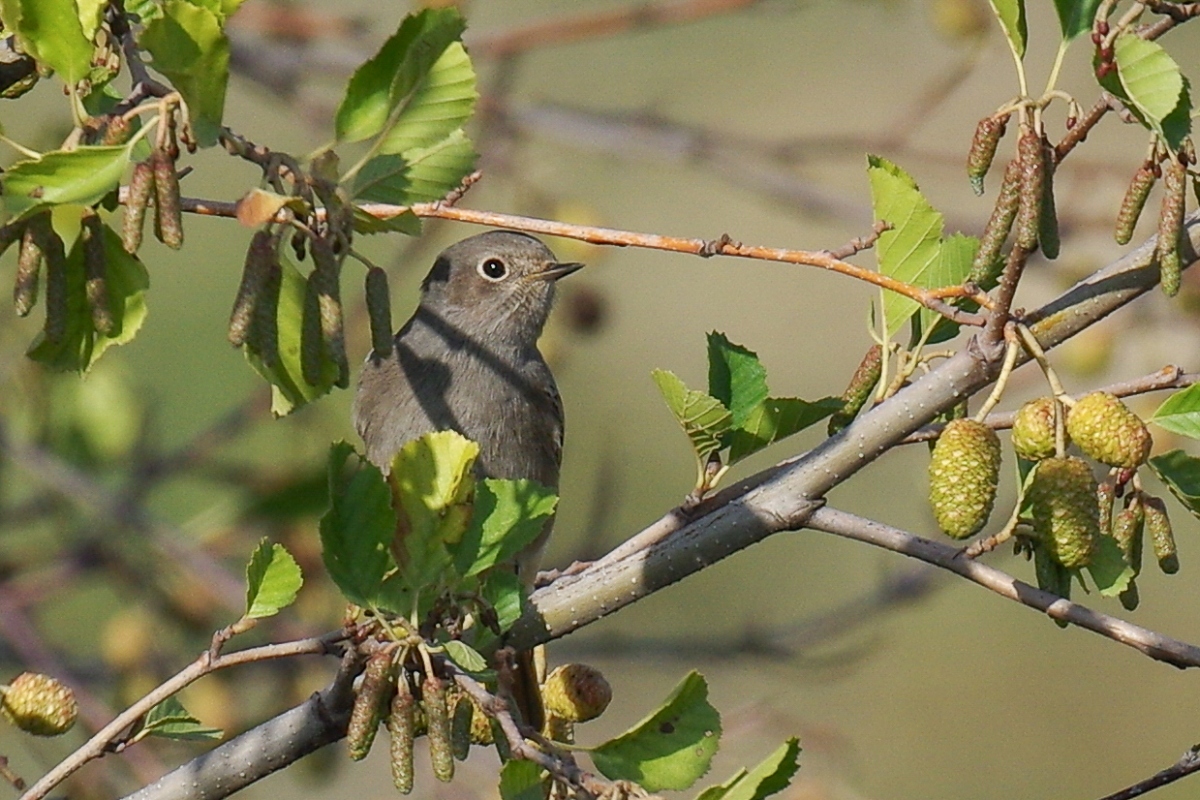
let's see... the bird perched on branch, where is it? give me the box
[353,229,583,730]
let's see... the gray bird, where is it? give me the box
[353,229,582,585]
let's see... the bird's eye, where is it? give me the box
[479,258,508,281]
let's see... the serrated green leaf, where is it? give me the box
[142,696,223,741]
[1149,449,1200,522]
[28,216,149,373]
[1085,532,1134,597]
[242,253,336,416]
[1115,34,1183,126]
[694,739,801,800]
[652,369,732,465]
[727,397,843,463]
[349,128,477,205]
[335,8,467,144]
[499,759,545,800]
[443,640,487,673]
[75,0,105,40]
[139,0,229,145]
[1052,0,1101,43]
[2,146,131,218]
[707,332,769,429]
[389,430,478,586]
[319,441,396,607]
[377,42,477,156]
[0,0,93,84]
[867,155,945,337]
[1152,384,1200,439]
[453,478,556,578]
[245,539,303,619]
[591,671,721,792]
[918,231,978,345]
[987,0,1026,58]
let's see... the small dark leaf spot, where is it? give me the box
[659,721,675,734]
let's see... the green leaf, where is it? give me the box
[242,254,336,416]
[0,0,93,84]
[920,232,977,345]
[139,0,229,145]
[141,696,223,741]
[479,568,524,640]
[727,397,842,463]
[28,217,149,373]
[377,42,477,156]
[454,478,557,578]
[443,640,487,673]
[389,430,478,586]
[591,671,721,792]
[1149,449,1200,522]
[652,369,732,465]
[1111,33,1191,148]
[2,146,131,218]
[707,332,769,429]
[987,0,1026,58]
[319,442,396,607]
[499,759,545,800]
[1052,0,1101,43]
[75,0,105,40]
[1085,532,1135,598]
[349,128,478,205]
[867,155,945,337]
[1152,384,1200,439]
[335,8,467,144]
[694,739,801,800]
[244,539,303,619]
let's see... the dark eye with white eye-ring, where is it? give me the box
[478,257,508,281]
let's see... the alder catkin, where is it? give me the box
[81,210,114,334]
[123,160,155,254]
[151,150,183,249]
[1014,124,1045,252]
[228,230,275,347]
[1145,496,1178,574]
[41,221,69,344]
[311,238,348,387]
[347,652,393,761]
[365,266,394,359]
[449,692,473,761]
[1114,162,1156,245]
[301,272,325,387]
[828,344,882,435]
[967,114,1009,195]
[968,157,1021,288]
[13,221,41,316]
[1038,136,1060,260]
[389,677,416,794]
[248,255,282,368]
[423,674,454,783]
[1156,154,1186,297]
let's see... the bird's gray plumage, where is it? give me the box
[352,230,581,575]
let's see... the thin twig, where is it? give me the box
[1097,744,1200,800]
[18,632,346,800]
[807,507,1200,668]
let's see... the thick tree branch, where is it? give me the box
[509,212,1199,649]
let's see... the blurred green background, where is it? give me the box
[3,1,1200,799]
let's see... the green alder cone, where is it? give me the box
[1029,457,1099,569]
[542,663,613,723]
[928,418,1001,539]
[1011,397,1066,461]
[1,672,78,736]
[1066,392,1152,469]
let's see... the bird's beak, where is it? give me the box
[535,261,584,281]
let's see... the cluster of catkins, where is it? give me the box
[347,650,610,794]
